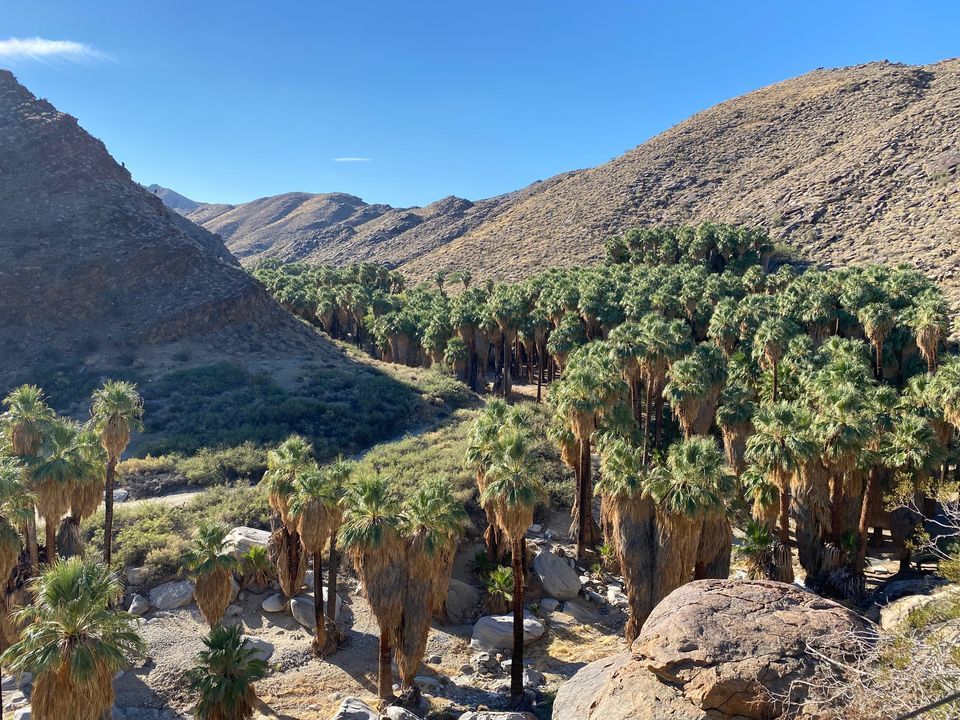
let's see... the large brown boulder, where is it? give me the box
[553,579,872,720]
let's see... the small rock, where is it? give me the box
[414,674,440,689]
[445,578,481,624]
[261,594,286,613]
[226,604,243,617]
[242,635,275,662]
[559,598,601,624]
[290,591,343,629]
[523,668,545,688]
[459,663,474,674]
[13,709,31,720]
[427,654,441,663]
[113,488,129,502]
[545,530,560,540]
[540,598,559,612]
[529,524,542,533]
[606,587,628,608]
[229,577,240,602]
[126,566,150,586]
[384,707,420,720]
[330,697,377,720]
[148,580,194,611]
[459,711,537,719]
[128,594,149,617]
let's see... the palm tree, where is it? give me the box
[596,438,654,643]
[239,546,275,592]
[752,317,793,402]
[481,428,543,708]
[339,472,406,700]
[466,399,511,562]
[746,402,818,548]
[323,458,351,631]
[0,558,144,720]
[663,343,727,438]
[56,429,108,559]
[0,458,31,588]
[646,437,733,605]
[187,623,267,720]
[909,292,949,373]
[715,382,756,481]
[858,302,895,378]
[90,381,143,566]
[288,468,335,654]
[182,522,238,626]
[397,479,467,694]
[3,384,53,571]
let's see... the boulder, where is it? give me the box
[384,708,420,720]
[532,549,581,600]
[126,566,150,586]
[559,598,600,624]
[128,594,149,617]
[523,667,545,688]
[241,635,274,662]
[229,576,240,602]
[148,580,194,611]
[471,612,545,650]
[458,713,537,720]
[13,709,31,720]
[223,526,271,560]
[330,697,378,720]
[880,585,960,631]
[261,593,286,613]
[553,579,873,720]
[445,578,481,623]
[290,590,343,629]
[539,598,559,613]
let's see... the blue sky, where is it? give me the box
[3,2,958,207]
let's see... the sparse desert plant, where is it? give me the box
[483,565,513,614]
[0,558,144,720]
[240,546,275,591]
[187,622,267,720]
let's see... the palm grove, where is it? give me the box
[255,222,960,641]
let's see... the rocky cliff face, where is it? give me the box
[193,59,960,309]
[0,70,315,390]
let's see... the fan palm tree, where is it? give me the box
[715,382,756,481]
[3,384,54,571]
[752,317,793,402]
[663,343,727,438]
[262,435,316,528]
[90,381,143,566]
[909,293,949,373]
[0,458,31,588]
[339,472,406,700]
[56,429,108,559]
[182,522,238,626]
[481,428,543,708]
[646,437,733,604]
[466,399,511,562]
[288,468,335,654]
[858,302,895,378]
[746,402,818,546]
[397,478,467,694]
[187,623,268,720]
[0,558,144,720]
[323,458,351,629]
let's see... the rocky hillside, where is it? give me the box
[0,70,318,396]
[145,184,203,212]
[190,59,960,307]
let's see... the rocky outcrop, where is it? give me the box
[471,612,545,650]
[148,581,194,611]
[553,579,873,720]
[532,549,581,600]
[223,527,271,559]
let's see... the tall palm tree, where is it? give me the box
[646,437,733,604]
[858,302,895,378]
[746,402,818,547]
[0,558,144,720]
[465,399,511,562]
[288,468,335,655]
[339,472,406,700]
[56,429,107,559]
[90,381,143,566]
[0,458,31,589]
[187,623,268,720]
[663,343,727,438]
[481,428,543,708]
[323,458,351,629]
[752,317,793,402]
[909,293,949,373]
[715,382,756,481]
[3,384,53,571]
[182,522,238,626]
[397,479,467,694]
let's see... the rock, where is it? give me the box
[148,580,194,610]
[261,593,286,612]
[13,708,31,720]
[330,697,378,720]
[606,586,628,608]
[126,566,150,586]
[223,526,271,560]
[128,594,149,617]
[559,598,600,624]
[471,612,545,650]
[532,549,581,600]
[226,603,243,617]
[539,598,559,612]
[304,569,314,588]
[554,580,872,720]
[880,586,960,631]
[113,488,129,502]
[458,713,537,720]
[290,591,343,629]
[384,708,420,720]
[242,635,275,662]
[523,667,545,688]
[877,575,949,603]
[529,524,542,533]
[229,576,240,602]
[445,578,481,623]
[414,674,440,689]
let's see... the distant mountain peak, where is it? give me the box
[146,184,205,213]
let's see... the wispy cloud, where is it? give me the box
[0,37,111,63]
[333,157,372,163]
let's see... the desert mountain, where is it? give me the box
[0,70,317,394]
[145,183,204,212]
[190,59,960,307]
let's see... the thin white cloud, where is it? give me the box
[0,37,111,63]
[333,157,372,163]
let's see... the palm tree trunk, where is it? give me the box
[44,517,56,565]
[510,537,525,707]
[312,551,327,655]
[778,480,790,545]
[378,632,394,700]
[327,534,338,620]
[536,351,543,403]
[829,475,844,544]
[772,360,779,403]
[103,455,117,566]
[642,381,652,464]
[26,517,38,573]
[854,467,879,573]
[576,438,599,558]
